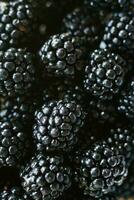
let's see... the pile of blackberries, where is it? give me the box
[0,0,134,199]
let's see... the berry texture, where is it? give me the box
[0,186,31,200]
[84,0,134,10]
[0,96,36,126]
[118,79,134,119]
[0,0,35,50]
[20,153,72,200]
[0,48,35,97]
[103,12,134,54]
[107,127,134,166]
[117,162,134,198]
[62,8,101,49]
[0,120,30,167]
[39,32,85,77]
[75,141,128,198]
[33,100,85,152]
[84,49,126,100]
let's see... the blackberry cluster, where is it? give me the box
[33,100,85,151]
[0,120,30,167]
[20,154,72,200]
[0,0,35,50]
[0,0,134,200]
[84,49,126,100]
[39,32,85,78]
[0,48,35,97]
[75,141,127,198]
[102,12,134,54]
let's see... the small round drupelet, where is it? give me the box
[0,48,35,97]
[75,141,128,198]
[39,32,85,78]
[62,7,101,50]
[33,100,86,152]
[118,79,134,119]
[84,49,126,100]
[0,186,31,200]
[20,153,72,200]
[0,0,35,50]
[102,12,134,54]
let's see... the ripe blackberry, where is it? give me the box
[118,79,134,119]
[33,100,85,152]
[39,32,85,78]
[20,153,72,200]
[0,48,35,97]
[62,7,101,49]
[84,49,126,100]
[103,12,134,54]
[75,141,128,198]
[107,128,134,166]
[0,0,35,50]
[0,186,31,199]
[0,119,30,167]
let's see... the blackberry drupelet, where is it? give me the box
[62,7,101,49]
[39,32,85,78]
[0,120,30,167]
[33,100,85,152]
[107,127,134,166]
[20,153,72,200]
[118,79,134,119]
[102,12,134,54]
[0,0,35,50]
[84,49,126,100]
[75,141,127,198]
[0,48,35,97]
[0,186,31,199]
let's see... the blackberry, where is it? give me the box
[62,7,101,49]
[0,96,36,126]
[0,0,35,50]
[33,100,85,152]
[0,186,31,199]
[84,49,126,100]
[107,127,134,166]
[0,119,30,167]
[118,79,134,119]
[39,32,85,78]
[20,153,72,200]
[0,48,35,97]
[102,12,134,54]
[75,141,128,198]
